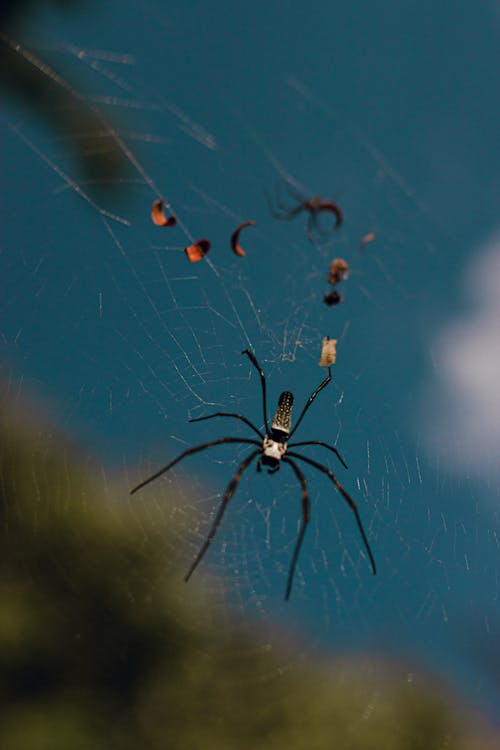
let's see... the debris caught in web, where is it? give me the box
[151,199,177,227]
[360,231,376,250]
[318,336,337,366]
[327,258,349,285]
[323,258,349,306]
[230,220,256,257]
[184,239,211,263]
[269,182,343,244]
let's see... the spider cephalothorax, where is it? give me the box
[131,349,376,600]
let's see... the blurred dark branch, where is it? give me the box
[1,2,133,197]
[0,1,83,28]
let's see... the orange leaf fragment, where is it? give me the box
[151,199,177,227]
[184,238,211,263]
[230,220,256,257]
[360,232,376,250]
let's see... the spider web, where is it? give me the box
[1,0,499,721]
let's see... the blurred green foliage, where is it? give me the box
[1,1,133,197]
[0,396,498,749]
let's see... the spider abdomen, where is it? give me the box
[272,391,294,436]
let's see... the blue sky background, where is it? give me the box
[1,0,499,720]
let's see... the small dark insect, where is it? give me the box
[151,199,177,227]
[270,183,343,244]
[184,238,210,263]
[323,290,343,307]
[131,350,376,600]
[230,220,256,257]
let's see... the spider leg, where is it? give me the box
[189,412,263,440]
[288,367,332,439]
[266,196,288,220]
[130,437,261,495]
[306,212,318,244]
[241,349,270,435]
[284,182,308,205]
[287,451,376,575]
[269,202,305,220]
[184,448,261,583]
[282,457,310,600]
[266,187,298,220]
[318,201,343,229]
[307,211,333,245]
[271,182,308,219]
[287,440,347,469]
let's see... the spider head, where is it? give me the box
[271,391,294,441]
[261,435,287,472]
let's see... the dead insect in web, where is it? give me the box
[318,337,337,366]
[360,232,376,251]
[230,220,256,257]
[184,238,211,263]
[327,258,349,286]
[151,199,177,227]
[269,183,343,243]
[131,349,376,600]
[323,290,343,307]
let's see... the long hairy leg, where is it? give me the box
[184,449,261,582]
[189,412,263,439]
[241,349,270,434]
[287,440,347,469]
[130,437,260,495]
[268,199,304,220]
[267,181,306,219]
[287,451,376,575]
[282,457,310,601]
[306,212,319,244]
[288,367,332,439]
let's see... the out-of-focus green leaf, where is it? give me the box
[0,393,497,749]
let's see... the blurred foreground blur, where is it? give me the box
[1,1,134,203]
[0,389,498,750]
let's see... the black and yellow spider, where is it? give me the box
[131,349,376,600]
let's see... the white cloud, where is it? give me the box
[421,230,500,476]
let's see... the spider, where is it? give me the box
[131,349,376,600]
[269,183,343,244]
